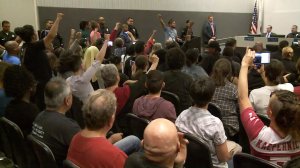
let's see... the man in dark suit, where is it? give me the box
[202,15,216,45]
[261,25,276,38]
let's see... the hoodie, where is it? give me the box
[132,96,176,122]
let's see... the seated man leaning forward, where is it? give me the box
[175,77,242,168]
[125,118,188,168]
[67,89,140,167]
[132,70,176,122]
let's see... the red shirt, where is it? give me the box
[67,132,127,168]
[241,107,300,166]
[294,86,300,99]
[114,85,131,115]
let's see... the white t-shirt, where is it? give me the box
[249,83,294,116]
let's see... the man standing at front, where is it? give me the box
[202,15,216,45]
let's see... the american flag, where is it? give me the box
[250,0,258,34]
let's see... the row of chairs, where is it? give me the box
[0,117,79,168]
[126,113,298,168]
[1,115,299,168]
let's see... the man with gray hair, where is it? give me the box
[31,77,81,167]
[67,89,140,167]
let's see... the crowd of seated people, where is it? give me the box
[0,12,300,168]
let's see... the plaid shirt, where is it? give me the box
[211,80,239,137]
[176,106,228,168]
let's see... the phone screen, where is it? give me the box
[254,53,270,64]
[108,41,113,46]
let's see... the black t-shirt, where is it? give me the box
[23,40,52,83]
[125,152,164,168]
[31,110,81,167]
[163,70,193,113]
[5,99,39,137]
[124,56,136,79]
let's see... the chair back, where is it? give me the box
[184,133,213,168]
[27,134,58,168]
[0,117,28,167]
[233,153,281,168]
[160,91,180,116]
[257,113,270,126]
[0,121,13,159]
[126,113,150,139]
[63,159,80,168]
[208,103,222,119]
[283,156,300,168]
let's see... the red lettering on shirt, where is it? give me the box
[256,140,263,148]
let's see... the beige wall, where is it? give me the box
[0,0,39,30]
[36,0,254,13]
[263,0,300,35]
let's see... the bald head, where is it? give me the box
[143,119,179,165]
[4,41,19,54]
[99,17,105,25]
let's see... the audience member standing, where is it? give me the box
[157,14,182,43]
[40,19,64,49]
[79,21,91,48]
[98,16,110,38]
[202,15,216,45]
[18,13,64,110]
[180,20,194,41]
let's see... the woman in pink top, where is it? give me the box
[238,48,300,166]
[90,21,101,45]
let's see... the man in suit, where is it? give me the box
[202,15,216,45]
[262,25,276,38]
